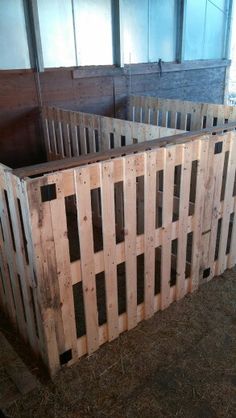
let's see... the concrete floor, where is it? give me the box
[1,268,236,418]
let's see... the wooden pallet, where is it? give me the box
[1,127,235,377]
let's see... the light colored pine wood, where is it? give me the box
[100,161,119,341]
[123,155,137,329]
[161,145,175,310]
[74,167,99,354]
[190,138,209,292]
[176,143,192,300]
[144,151,157,318]
[217,133,236,274]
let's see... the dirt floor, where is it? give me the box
[1,268,236,418]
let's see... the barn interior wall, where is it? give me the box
[0,60,229,168]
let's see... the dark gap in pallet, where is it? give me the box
[117,262,126,315]
[0,265,6,294]
[95,129,99,152]
[176,112,181,130]
[167,111,171,128]
[173,165,181,221]
[136,176,144,235]
[215,218,222,261]
[189,160,198,214]
[17,274,26,322]
[65,195,80,262]
[41,183,57,202]
[60,349,72,366]
[30,286,39,338]
[68,125,74,156]
[85,127,90,154]
[91,188,103,252]
[17,198,29,265]
[4,190,16,251]
[203,116,207,129]
[158,110,162,126]
[110,132,114,149]
[114,181,124,243]
[233,170,236,197]
[137,253,144,305]
[121,135,126,147]
[154,246,161,295]
[186,232,193,278]
[77,126,82,155]
[186,113,191,131]
[226,213,234,255]
[156,170,163,228]
[170,239,177,286]
[73,282,86,338]
[220,151,229,201]
[213,117,218,127]
[214,141,223,154]
[96,272,107,326]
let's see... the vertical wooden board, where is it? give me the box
[161,146,175,310]
[0,169,26,337]
[69,112,79,157]
[207,141,225,278]
[176,143,192,300]
[41,112,51,158]
[201,138,217,272]
[74,167,99,354]
[54,109,64,158]
[144,151,157,318]
[217,133,236,275]
[190,105,202,130]
[205,105,214,128]
[100,161,119,340]
[77,113,87,155]
[101,118,111,151]
[190,138,209,292]
[61,121,71,158]
[228,197,236,268]
[5,172,39,352]
[26,178,62,376]
[123,155,137,329]
[49,173,78,361]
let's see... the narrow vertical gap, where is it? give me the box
[156,170,163,228]
[95,129,99,152]
[173,165,181,222]
[65,195,80,262]
[186,232,193,278]
[189,160,198,215]
[17,198,29,264]
[186,113,191,131]
[0,266,6,295]
[154,246,161,295]
[137,254,144,305]
[30,286,39,338]
[85,127,90,154]
[110,132,115,149]
[136,176,144,235]
[73,282,86,338]
[170,239,177,286]
[7,264,16,309]
[4,190,16,251]
[96,272,106,326]
[0,218,4,241]
[226,213,234,255]
[221,151,229,201]
[91,188,103,252]
[215,218,222,261]
[121,135,126,147]
[114,182,124,244]
[117,262,126,315]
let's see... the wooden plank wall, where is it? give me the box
[129,96,236,130]
[42,106,185,161]
[0,63,228,168]
[0,130,233,376]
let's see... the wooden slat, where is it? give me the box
[190,138,209,292]
[123,155,137,329]
[144,151,157,318]
[100,161,119,341]
[176,143,192,300]
[161,146,176,310]
[74,167,99,354]
[217,133,236,274]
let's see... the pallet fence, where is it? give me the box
[0,127,236,377]
[128,95,236,130]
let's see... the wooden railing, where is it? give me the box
[128,95,236,130]
[41,106,185,161]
